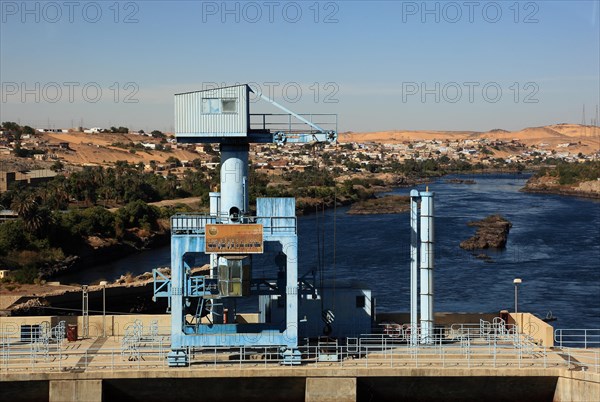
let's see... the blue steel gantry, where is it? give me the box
[153,84,337,366]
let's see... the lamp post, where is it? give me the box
[513,278,522,314]
[100,281,108,337]
[513,278,522,331]
[82,285,88,338]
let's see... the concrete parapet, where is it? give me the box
[49,379,102,402]
[305,377,356,402]
[0,314,171,337]
[554,371,600,402]
[510,313,554,347]
[2,368,598,402]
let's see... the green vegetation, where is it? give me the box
[249,167,381,209]
[108,126,129,134]
[0,159,215,284]
[0,156,210,283]
[151,130,166,138]
[387,158,487,176]
[0,161,216,210]
[0,200,188,283]
[115,200,161,231]
[536,161,600,185]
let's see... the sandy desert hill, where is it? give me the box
[338,130,479,144]
[340,124,600,153]
[42,132,199,166]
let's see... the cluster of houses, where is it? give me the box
[245,137,598,174]
[1,126,598,181]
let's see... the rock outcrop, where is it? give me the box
[522,176,600,199]
[460,215,512,250]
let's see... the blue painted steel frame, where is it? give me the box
[166,84,336,365]
[169,216,298,350]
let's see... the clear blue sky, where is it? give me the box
[1,0,599,132]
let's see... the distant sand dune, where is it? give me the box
[339,125,600,154]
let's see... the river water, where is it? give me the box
[61,174,600,330]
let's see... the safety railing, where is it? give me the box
[171,214,216,234]
[2,321,599,373]
[249,113,338,135]
[2,339,598,374]
[171,214,297,235]
[555,329,600,349]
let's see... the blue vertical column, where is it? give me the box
[419,191,434,344]
[283,236,299,347]
[168,235,186,364]
[409,190,420,346]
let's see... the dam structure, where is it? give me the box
[1,85,599,401]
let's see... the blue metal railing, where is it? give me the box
[554,329,600,349]
[171,214,297,235]
[249,113,337,135]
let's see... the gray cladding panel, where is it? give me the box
[175,85,249,137]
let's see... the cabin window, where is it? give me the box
[221,99,237,113]
[202,98,237,114]
[202,98,221,114]
[356,295,366,308]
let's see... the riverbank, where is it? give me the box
[0,265,213,316]
[37,227,170,280]
[347,195,410,215]
[522,176,600,199]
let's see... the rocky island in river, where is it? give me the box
[460,215,512,250]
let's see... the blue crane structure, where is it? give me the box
[153,84,337,366]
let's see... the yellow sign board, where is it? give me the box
[205,224,263,254]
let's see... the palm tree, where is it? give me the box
[10,192,36,217]
[10,193,52,234]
